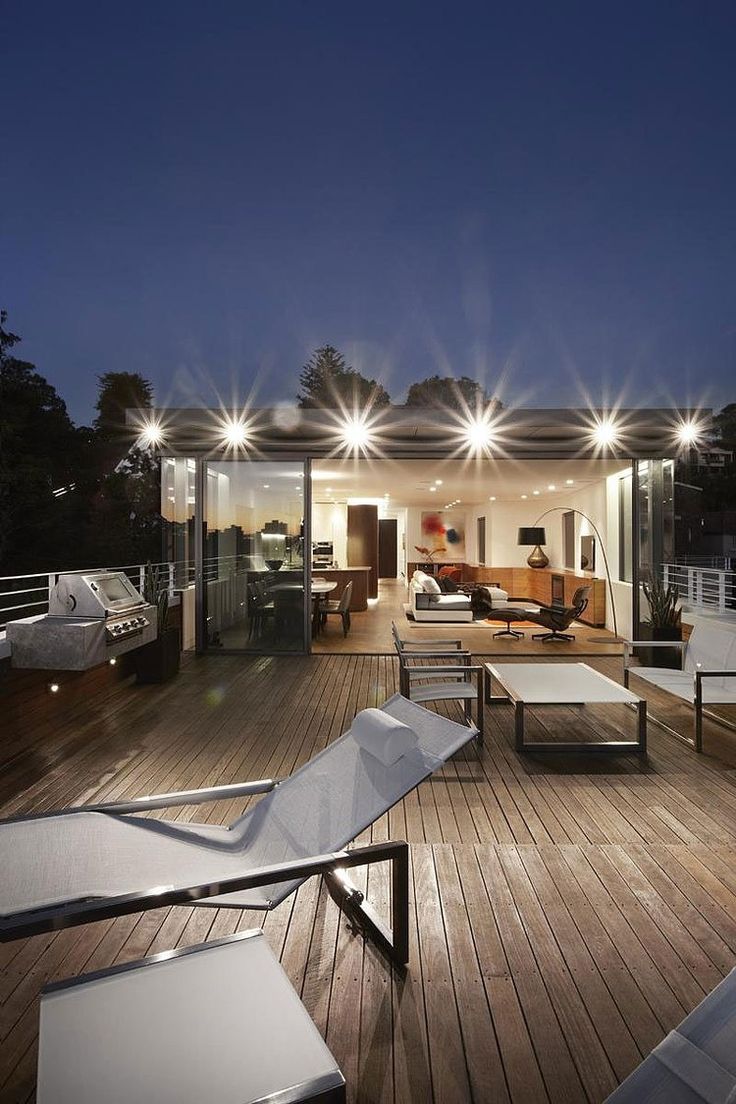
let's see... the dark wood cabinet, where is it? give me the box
[347,505,378,598]
[378,518,398,578]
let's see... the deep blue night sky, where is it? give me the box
[2,2,735,423]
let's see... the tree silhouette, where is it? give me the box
[298,346,390,409]
[405,374,502,415]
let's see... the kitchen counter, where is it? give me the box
[310,567,371,611]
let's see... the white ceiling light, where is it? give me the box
[592,417,619,449]
[138,419,164,448]
[676,420,701,446]
[340,415,373,451]
[547,484,556,491]
[464,416,495,453]
[221,417,248,449]
[435,479,443,485]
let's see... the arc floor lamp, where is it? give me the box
[518,507,619,640]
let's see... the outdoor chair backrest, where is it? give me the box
[338,580,353,612]
[684,625,736,689]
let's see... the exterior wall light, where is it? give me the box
[592,417,619,449]
[221,417,249,449]
[340,416,372,451]
[464,417,495,453]
[139,419,164,448]
[676,420,701,446]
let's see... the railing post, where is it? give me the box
[168,561,175,596]
[719,571,726,613]
[139,565,145,595]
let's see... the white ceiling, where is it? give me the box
[312,457,628,506]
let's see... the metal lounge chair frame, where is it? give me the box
[0,696,477,963]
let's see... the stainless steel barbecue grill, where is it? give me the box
[7,571,158,670]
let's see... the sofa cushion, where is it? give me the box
[431,594,471,611]
[478,586,508,606]
[422,575,441,595]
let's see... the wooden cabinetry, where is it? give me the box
[347,505,378,599]
[463,565,606,627]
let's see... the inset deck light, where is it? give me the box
[48,682,60,694]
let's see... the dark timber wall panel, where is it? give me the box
[347,504,378,598]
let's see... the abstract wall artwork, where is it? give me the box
[419,511,465,559]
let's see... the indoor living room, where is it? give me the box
[310,456,632,655]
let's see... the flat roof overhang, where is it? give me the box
[127,406,709,461]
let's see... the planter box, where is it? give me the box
[135,627,181,684]
[636,623,683,669]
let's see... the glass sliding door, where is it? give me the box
[200,460,308,653]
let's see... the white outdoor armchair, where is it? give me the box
[0,694,477,963]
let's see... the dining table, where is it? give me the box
[267,578,337,636]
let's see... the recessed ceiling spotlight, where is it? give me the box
[464,416,495,453]
[566,479,574,485]
[592,416,619,449]
[435,479,443,485]
[489,495,496,501]
[547,484,556,491]
[263,484,270,489]
[221,416,248,449]
[340,415,373,451]
[533,490,540,496]
[676,419,702,446]
[138,419,164,448]
[49,682,60,694]
[429,486,436,492]
[521,494,528,500]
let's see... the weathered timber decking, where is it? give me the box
[2,652,736,1103]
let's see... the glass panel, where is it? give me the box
[204,461,306,652]
[161,457,196,588]
[618,472,633,583]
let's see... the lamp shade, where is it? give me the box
[518,526,546,546]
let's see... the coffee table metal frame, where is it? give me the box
[483,661,647,754]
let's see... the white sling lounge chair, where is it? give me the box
[0,694,478,963]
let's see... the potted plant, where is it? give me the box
[638,577,683,669]
[134,563,181,683]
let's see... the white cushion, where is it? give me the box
[422,576,441,595]
[412,570,428,584]
[479,586,508,605]
[350,708,419,765]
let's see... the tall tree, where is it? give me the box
[298,346,391,409]
[405,374,501,415]
[0,311,86,571]
[713,403,736,452]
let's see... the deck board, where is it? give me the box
[2,652,736,1103]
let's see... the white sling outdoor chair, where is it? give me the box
[0,694,478,963]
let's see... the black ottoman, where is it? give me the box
[489,608,527,638]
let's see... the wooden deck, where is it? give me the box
[2,653,736,1103]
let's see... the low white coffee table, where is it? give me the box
[483,662,647,753]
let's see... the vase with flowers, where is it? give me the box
[414,545,447,573]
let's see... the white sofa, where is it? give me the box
[408,570,509,623]
[624,623,736,752]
